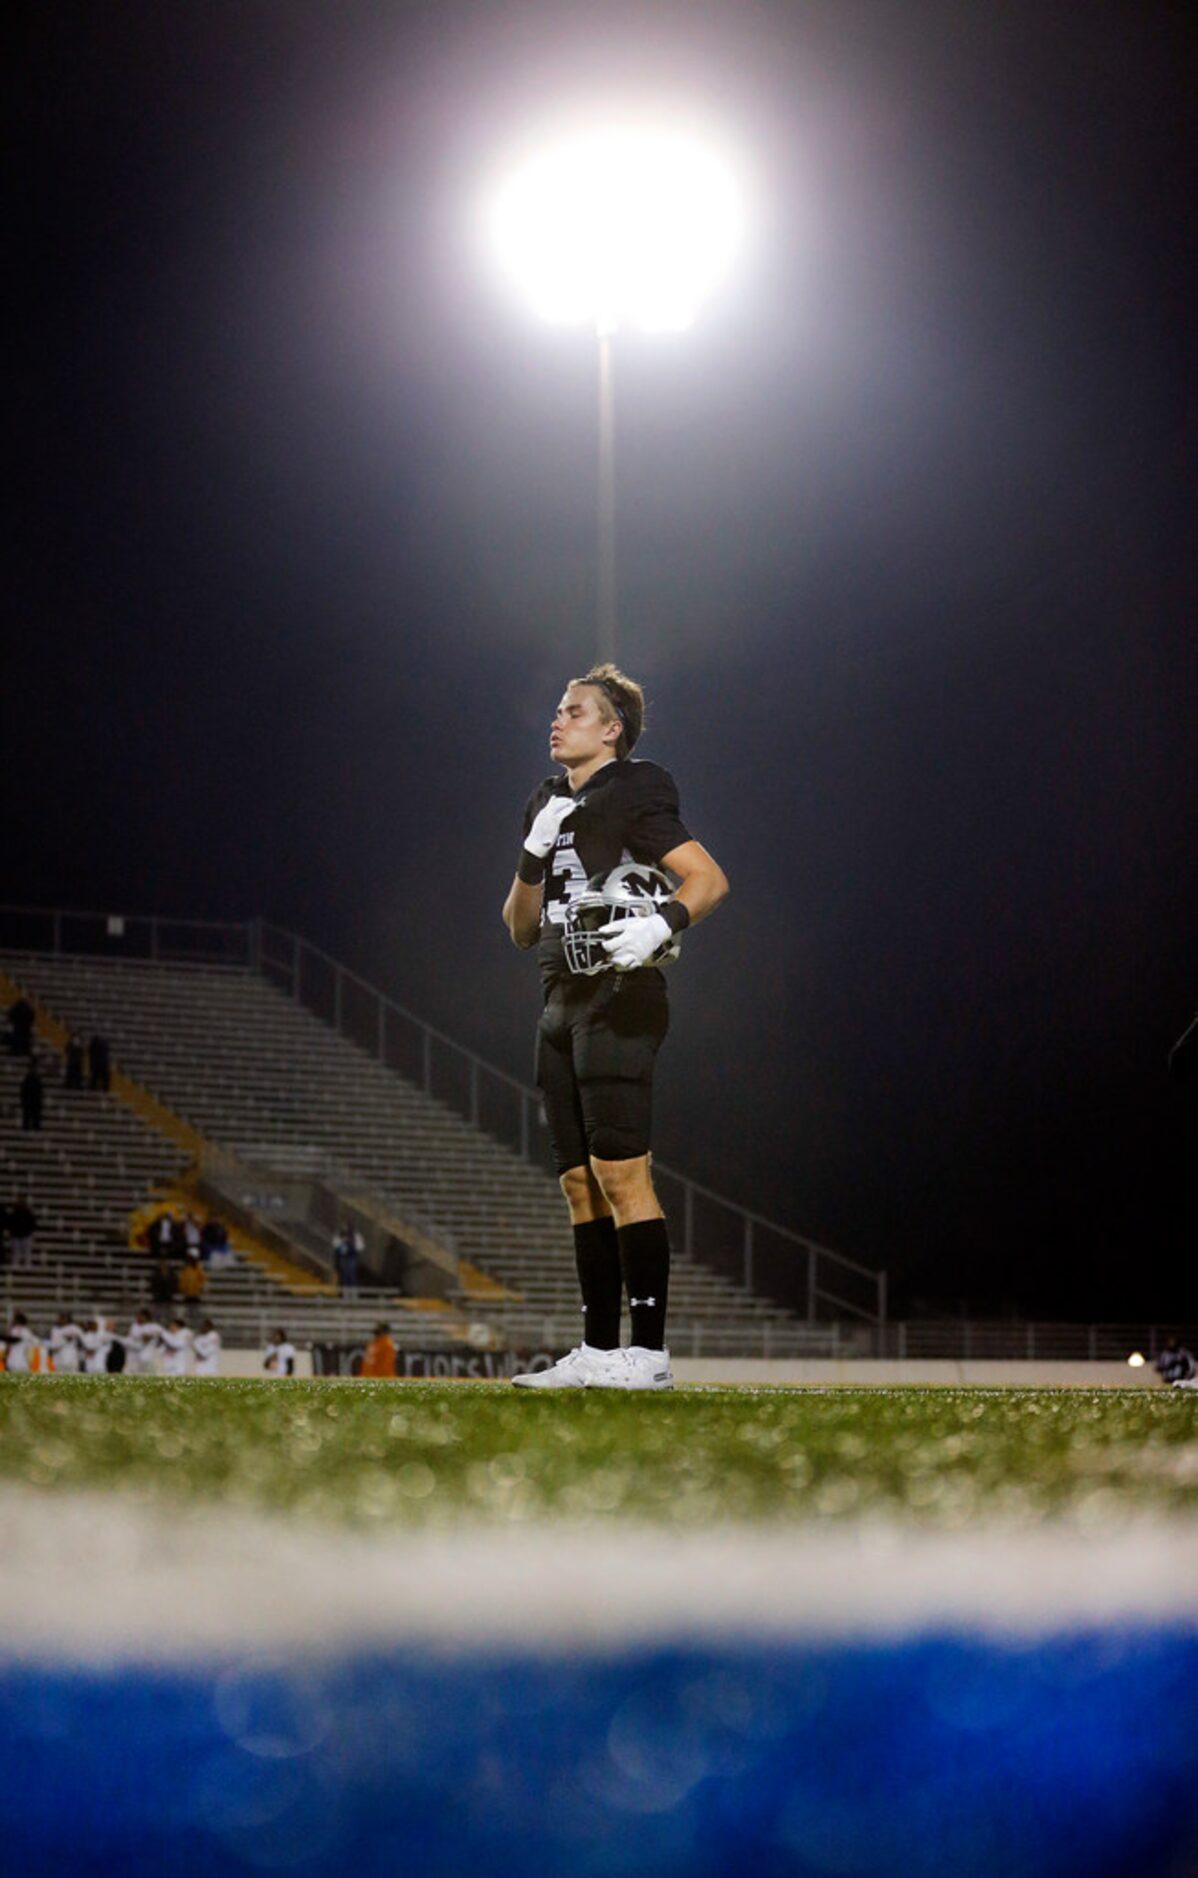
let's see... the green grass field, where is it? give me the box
[1,1377,1194,1529]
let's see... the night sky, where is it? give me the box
[10,0,1196,1319]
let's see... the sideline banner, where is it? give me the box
[311,1343,558,1380]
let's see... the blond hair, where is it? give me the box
[573,663,645,758]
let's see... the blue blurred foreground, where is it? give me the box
[1,1630,1196,1876]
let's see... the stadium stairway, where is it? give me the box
[0,1047,188,1268]
[2,949,812,1353]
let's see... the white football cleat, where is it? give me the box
[512,1344,612,1389]
[587,1345,674,1391]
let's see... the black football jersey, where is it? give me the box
[521,758,691,986]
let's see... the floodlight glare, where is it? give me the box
[489,119,742,332]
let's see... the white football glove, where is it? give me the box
[524,794,578,860]
[598,911,673,971]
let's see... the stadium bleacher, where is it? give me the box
[2,948,819,1355]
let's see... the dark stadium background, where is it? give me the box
[8,0,1195,1321]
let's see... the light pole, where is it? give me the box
[487,116,743,661]
[596,318,617,659]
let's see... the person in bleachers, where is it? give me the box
[20,1059,44,1131]
[2,1313,40,1373]
[201,1216,232,1267]
[333,1224,364,1295]
[126,1310,161,1375]
[178,1250,206,1324]
[183,1212,203,1259]
[193,1320,222,1376]
[158,1319,193,1376]
[88,1033,111,1091]
[361,1322,398,1378]
[79,1317,113,1375]
[8,997,35,1057]
[9,1198,38,1265]
[149,1257,178,1318]
[148,1211,178,1260]
[264,1328,296,1376]
[48,1313,83,1373]
[63,1033,85,1090]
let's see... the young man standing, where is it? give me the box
[502,663,728,1390]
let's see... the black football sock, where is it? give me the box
[618,1218,670,1350]
[573,1216,622,1349]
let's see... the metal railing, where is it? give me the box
[869,1321,1198,1363]
[0,902,888,1324]
[0,904,252,967]
[466,1315,853,1360]
[250,919,885,1325]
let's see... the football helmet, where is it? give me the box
[562,863,681,976]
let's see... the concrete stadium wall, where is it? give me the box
[207,1353,1157,1386]
[672,1359,1157,1388]
[220,1349,316,1379]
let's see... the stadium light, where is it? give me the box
[486,113,745,657]
[488,119,742,334]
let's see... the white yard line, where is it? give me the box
[1,1488,1196,1660]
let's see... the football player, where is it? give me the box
[264,1327,296,1376]
[47,1313,83,1374]
[502,663,729,1390]
[193,1319,222,1376]
[158,1318,193,1376]
[79,1315,113,1374]
[126,1309,162,1375]
[2,1313,39,1373]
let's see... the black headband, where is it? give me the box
[580,675,627,728]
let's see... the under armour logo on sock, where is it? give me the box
[629,1297,657,1308]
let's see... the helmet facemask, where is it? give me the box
[562,864,680,976]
